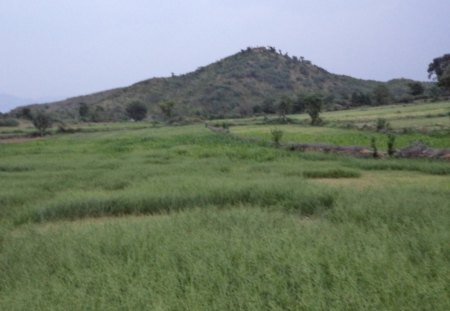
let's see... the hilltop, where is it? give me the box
[12,47,427,120]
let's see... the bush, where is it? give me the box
[370,137,379,158]
[0,118,19,127]
[32,112,52,136]
[376,118,390,132]
[126,101,147,121]
[270,129,284,147]
[387,134,396,156]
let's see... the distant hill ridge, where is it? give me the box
[12,47,426,120]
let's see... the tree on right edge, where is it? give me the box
[428,54,450,91]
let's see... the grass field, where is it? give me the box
[229,101,450,149]
[1,103,450,310]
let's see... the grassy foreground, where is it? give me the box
[1,124,449,310]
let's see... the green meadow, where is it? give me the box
[1,102,449,310]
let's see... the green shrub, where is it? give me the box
[32,112,52,136]
[270,129,283,147]
[303,169,361,179]
[387,133,396,156]
[376,118,390,132]
[0,118,19,127]
[370,137,379,158]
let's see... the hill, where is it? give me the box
[11,47,429,120]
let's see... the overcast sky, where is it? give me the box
[1,0,449,112]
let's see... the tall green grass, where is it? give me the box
[0,124,449,310]
[2,200,449,310]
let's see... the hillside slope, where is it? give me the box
[13,47,424,120]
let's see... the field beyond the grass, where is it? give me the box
[1,102,449,310]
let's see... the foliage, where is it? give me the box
[351,91,372,106]
[159,100,175,120]
[261,98,276,114]
[408,82,425,96]
[19,107,33,120]
[78,102,89,120]
[32,112,52,136]
[387,133,396,156]
[270,128,284,146]
[376,118,390,132]
[277,95,292,121]
[428,54,450,90]
[13,47,426,121]
[370,137,379,158]
[304,94,323,125]
[0,118,19,127]
[126,101,147,121]
[373,85,392,105]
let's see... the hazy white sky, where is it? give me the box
[1,0,449,110]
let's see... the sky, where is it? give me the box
[1,0,449,112]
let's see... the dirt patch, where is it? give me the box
[0,136,43,144]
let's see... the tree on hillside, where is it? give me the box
[304,94,323,125]
[32,112,52,136]
[277,95,292,121]
[78,102,89,120]
[351,92,372,106]
[261,98,276,114]
[428,54,450,91]
[126,101,147,121]
[408,82,424,96]
[19,108,33,120]
[373,85,392,105]
[159,100,175,120]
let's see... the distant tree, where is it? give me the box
[158,100,175,120]
[351,92,372,106]
[426,85,444,101]
[32,112,52,136]
[91,106,106,122]
[78,102,89,120]
[20,108,33,120]
[428,54,450,91]
[373,85,392,105]
[261,98,276,114]
[293,95,306,113]
[252,105,262,114]
[277,95,292,121]
[126,101,147,121]
[304,94,323,125]
[408,82,425,96]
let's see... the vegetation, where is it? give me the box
[0,118,449,310]
[11,47,434,121]
[277,96,292,122]
[270,128,284,146]
[304,94,323,125]
[387,133,396,156]
[78,102,89,120]
[428,54,450,90]
[375,118,390,132]
[31,112,52,136]
[373,85,392,105]
[125,101,147,121]
[159,100,175,120]
[0,118,19,127]
[408,82,425,96]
